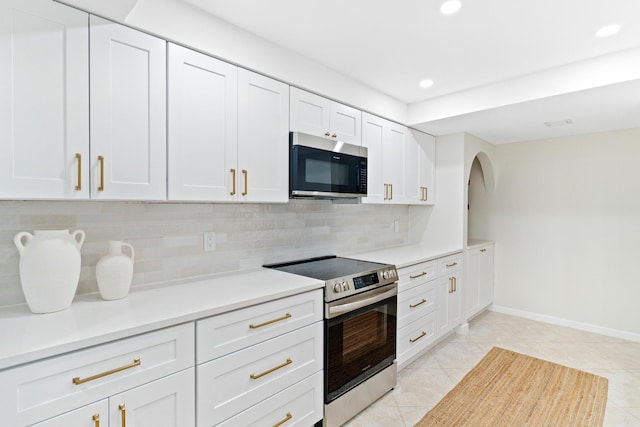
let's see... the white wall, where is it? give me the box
[491,128,640,337]
[410,134,465,250]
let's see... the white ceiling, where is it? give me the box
[182,0,640,144]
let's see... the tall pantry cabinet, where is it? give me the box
[0,0,89,199]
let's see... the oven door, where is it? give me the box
[325,283,397,403]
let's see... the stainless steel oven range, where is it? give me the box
[265,256,398,427]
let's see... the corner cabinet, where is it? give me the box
[168,44,289,203]
[0,0,89,199]
[361,113,408,204]
[406,129,436,205]
[466,241,495,320]
[90,15,167,200]
[290,87,361,145]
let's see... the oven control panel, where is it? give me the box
[327,267,398,300]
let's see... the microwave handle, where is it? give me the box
[327,285,397,319]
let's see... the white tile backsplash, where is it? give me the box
[0,200,409,306]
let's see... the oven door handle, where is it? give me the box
[327,285,397,318]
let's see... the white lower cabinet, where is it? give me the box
[396,252,463,370]
[196,290,324,427]
[466,241,495,320]
[0,324,194,426]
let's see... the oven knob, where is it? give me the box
[342,281,349,291]
[382,271,389,279]
[333,283,342,293]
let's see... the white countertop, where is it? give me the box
[0,268,323,371]
[467,239,495,249]
[346,244,463,269]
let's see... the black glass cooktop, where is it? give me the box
[264,255,389,281]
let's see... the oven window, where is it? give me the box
[325,295,396,402]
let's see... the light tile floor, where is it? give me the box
[344,311,640,427]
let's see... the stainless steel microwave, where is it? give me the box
[289,132,367,199]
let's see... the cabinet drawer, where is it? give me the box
[397,312,437,368]
[217,372,323,427]
[197,322,323,426]
[197,289,322,363]
[31,400,108,427]
[0,323,194,426]
[398,260,437,291]
[397,280,437,324]
[437,252,463,275]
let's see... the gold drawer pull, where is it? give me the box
[448,277,454,293]
[410,271,427,279]
[410,299,427,309]
[230,168,237,195]
[480,248,487,252]
[119,404,127,427]
[273,412,293,427]
[249,313,291,329]
[250,358,292,380]
[445,262,458,267]
[410,331,427,343]
[92,414,100,427]
[453,276,457,292]
[72,358,141,385]
[75,153,82,191]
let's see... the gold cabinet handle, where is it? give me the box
[424,186,428,201]
[119,404,126,427]
[446,262,458,267]
[448,277,454,293]
[92,414,100,427]
[383,184,388,200]
[75,153,82,191]
[230,168,236,196]
[97,155,105,191]
[242,169,248,196]
[331,133,337,138]
[410,331,427,343]
[324,131,331,137]
[389,183,393,200]
[453,276,457,292]
[410,271,427,279]
[410,298,427,309]
[273,412,293,427]
[480,248,487,252]
[249,313,291,329]
[250,358,292,380]
[72,358,141,385]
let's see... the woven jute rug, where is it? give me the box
[415,347,608,427]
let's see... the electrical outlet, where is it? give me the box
[203,232,216,252]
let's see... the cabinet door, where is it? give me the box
[361,113,385,203]
[478,244,495,309]
[290,87,331,137]
[0,0,89,199]
[90,16,166,200]
[110,368,195,427]
[330,102,361,144]
[436,273,462,336]
[466,248,481,317]
[383,122,407,204]
[406,129,435,205]
[167,43,238,201]
[238,69,289,202]
[32,400,108,427]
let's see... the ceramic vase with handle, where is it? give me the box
[14,229,85,314]
[96,241,134,300]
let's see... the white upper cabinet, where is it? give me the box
[406,129,436,205]
[362,113,407,204]
[90,15,167,201]
[167,44,289,203]
[237,69,290,203]
[0,0,89,199]
[168,43,238,202]
[290,87,361,144]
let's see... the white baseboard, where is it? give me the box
[490,305,640,343]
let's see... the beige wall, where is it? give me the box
[491,128,640,338]
[0,201,409,307]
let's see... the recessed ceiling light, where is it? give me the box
[419,79,434,88]
[440,0,462,15]
[595,24,621,38]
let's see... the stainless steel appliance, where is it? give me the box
[289,132,367,199]
[265,256,398,427]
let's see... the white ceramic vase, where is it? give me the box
[14,229,85,314]
[96,241,134,300]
